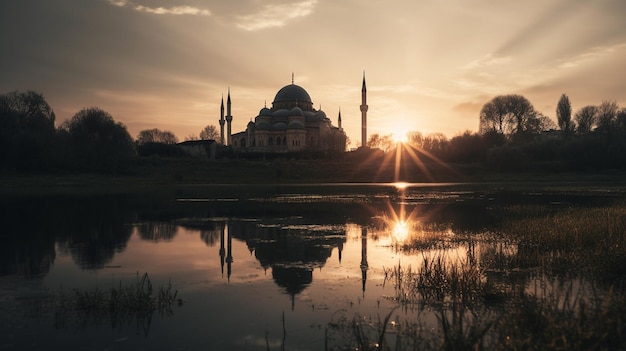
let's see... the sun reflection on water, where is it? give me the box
[391,220,410,242]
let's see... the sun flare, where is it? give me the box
[392,220,410,242]
[391,131,407,144]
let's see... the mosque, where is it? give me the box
[218,74,368,154]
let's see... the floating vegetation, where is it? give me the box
[53,272,179,334]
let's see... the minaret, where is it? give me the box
[226,88,233,146]
[219,95,225,145]
[360,72,368,148]
[338,108,342,130]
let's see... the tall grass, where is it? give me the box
[54,272,178,333]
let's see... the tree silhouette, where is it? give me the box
[199,125,219,140]
[596,100,619,132]
[556,94,574,134]
[574,105,597,134]
[60,107,135,172]
[136,128,179,145]
[0,90,56,170]
[479,95,541,137]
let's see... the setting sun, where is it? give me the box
[392,131,408,144]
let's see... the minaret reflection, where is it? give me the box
[360,227,368,296]
[225,223,233,282]
[219,223,226,277]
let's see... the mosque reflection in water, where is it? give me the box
[182,218,376,306]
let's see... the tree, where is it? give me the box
[0,90,56,170]
[60,107,135,172]
[199,125,219,141]
[185,134,199,141]
[556,93,574,134]
[367,133,395,152]
[479,94,539,137]
[574,105,597,134]
[136,128,179,145]
[596,100,619,132]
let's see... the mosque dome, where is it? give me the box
[290,106,304,116]
[288,121,305,129]
[273,122,287,130]
[273,84,312,104]
[259,107,272,116]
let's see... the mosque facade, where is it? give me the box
[219,76,364,154]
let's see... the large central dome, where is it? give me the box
[273,84,312,104]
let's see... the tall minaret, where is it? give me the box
[219,95,225,145]
[226,88,233,146]
[360,72,368,148]
[338,108,342,130]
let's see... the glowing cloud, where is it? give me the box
[559,43,626,69]
[236,0,317,31]
[463,53,513,69]
[107,0,211,16]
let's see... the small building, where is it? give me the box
[177,140,216,159]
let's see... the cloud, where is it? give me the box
[463,53,512,70]
[236,0,317,31]
[107,0,211,16]
[558,43,626,69]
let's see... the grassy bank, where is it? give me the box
[2,155,626,194]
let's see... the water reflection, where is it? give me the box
[1,184,623,350]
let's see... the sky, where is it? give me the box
[1,0,625,147]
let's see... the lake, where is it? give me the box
[1,182,625,350]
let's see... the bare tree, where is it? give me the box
[596,100,619,131]
[556,93,574,134]
[199,125,219,141]
[185,134,199,141]
[479,94,538,136]
[574,105,597,134]
[136,128,179,145]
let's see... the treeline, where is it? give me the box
[2,90,625,175]
[0,90,223,173]
[367,94,626,172]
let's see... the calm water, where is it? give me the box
[0,183,622,350]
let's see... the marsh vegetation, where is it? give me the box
[329,201,626,350]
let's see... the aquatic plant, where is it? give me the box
[54,272,179,333]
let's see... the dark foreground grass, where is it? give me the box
[53,273,179,334]
[327,201,626,350]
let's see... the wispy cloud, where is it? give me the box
[559,43,626,69]
[236,0,317,31]
[463,53,512,70]
[107,0,211,16]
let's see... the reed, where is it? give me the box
[54,272,178,332]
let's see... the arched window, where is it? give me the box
[268,137,273,146]
[241,138,246,147]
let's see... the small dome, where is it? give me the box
[273,84,312,104]
[315,110,327,119]
[256,121,271,130]
[273,109,291,118]
[288,121,305,129]
[259,107,272,116]
[273,122,287,130]
[290,107,304,116]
